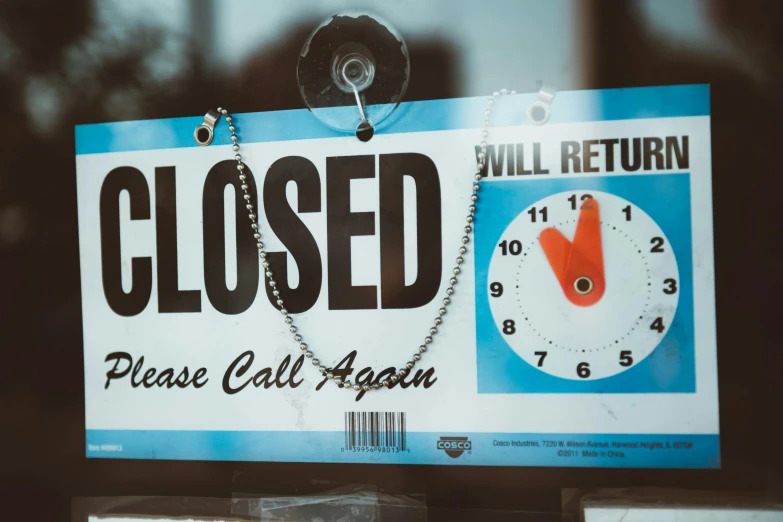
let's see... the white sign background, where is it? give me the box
[76,88,719,466]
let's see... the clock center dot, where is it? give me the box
[574,276,593,295]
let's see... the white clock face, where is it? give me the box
[487,190,680,380]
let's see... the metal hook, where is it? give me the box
[527,83,556,126]
[342,59,374,141]
[194,109,221,146]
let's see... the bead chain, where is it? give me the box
[214,88,515,393]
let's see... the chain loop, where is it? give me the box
[206,92,515,391]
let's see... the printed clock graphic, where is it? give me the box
[475,175,696,394]
[488,190,679,380]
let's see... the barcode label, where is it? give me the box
[344,412,407,451]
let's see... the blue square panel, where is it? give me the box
[475,174,694,393]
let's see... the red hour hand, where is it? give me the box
[539,198,605,306]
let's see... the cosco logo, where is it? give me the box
[437,441,472,450]
[437,436,472,458]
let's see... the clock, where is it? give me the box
[486,190,680,381]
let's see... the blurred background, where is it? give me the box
[1,0,782,519]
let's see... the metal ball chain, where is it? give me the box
[213,89,515,392]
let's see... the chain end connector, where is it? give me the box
[194,109,222,146]
[527,83,556,126]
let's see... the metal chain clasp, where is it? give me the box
[194,109,221,146]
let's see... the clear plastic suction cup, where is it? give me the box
[297,11,410,140]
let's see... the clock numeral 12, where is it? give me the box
[527,206,548,223]
[567,194,593,210]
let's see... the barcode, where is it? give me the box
[344,412,407,451]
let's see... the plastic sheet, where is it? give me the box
[232,484,426,522]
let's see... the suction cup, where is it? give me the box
[297,11,410,140]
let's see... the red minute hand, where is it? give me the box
[562,198,605,306]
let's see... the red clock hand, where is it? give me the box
[564,198,605,305]
[539,227,571,290]
[539,198,605,306]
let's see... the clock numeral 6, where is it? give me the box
[619,351,633,367]
[502,319,516,335]
[567,194,593,210]
[489,282,504,297]
[663,278,677,294]
[577,362,591,378]
[650,317,665,333]
[498,239,522,256]
[527,206,548,223]
[534,351,547,367]
[650,237,665,253]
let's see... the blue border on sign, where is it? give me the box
[86,429,719,468]
[74,84,709,155]
[474,174,695,393]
